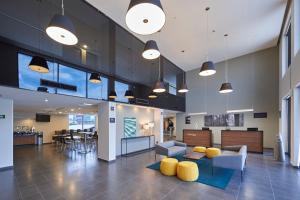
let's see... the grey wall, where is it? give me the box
[176,47,279,148]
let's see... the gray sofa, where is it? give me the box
[155,141,187,160]
[213,145,247,180]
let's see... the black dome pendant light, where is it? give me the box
[109,90,117,99]
[153,57,166,93]
[89,72,102,84]
[219,34,233,94]
[178,51,189,93]
[46,0,78,45]
[126,0,166,35]
[142,40,160,60]
[29,1,49,73]
[199,7,216,77]
[125,47,135,99]
[148,91,158,99]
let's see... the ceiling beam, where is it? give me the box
[277,0,292,46]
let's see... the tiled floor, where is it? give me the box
[0,145,299,200]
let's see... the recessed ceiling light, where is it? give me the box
[58,111,62,114]
[83,103,93,106]
[83,44,88,49]
[45,98,48,102]
[70,109,74,112]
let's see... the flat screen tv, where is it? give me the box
[36,114,50,122]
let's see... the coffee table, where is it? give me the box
[183,152,206,160]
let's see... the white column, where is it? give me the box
[98,102,116,162]
[154,109,163,143]
[0,98,13,169]
[293,88,300,167]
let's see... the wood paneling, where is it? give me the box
[14,135,36,146]
[221,130,263,153]
[183,129,212,147]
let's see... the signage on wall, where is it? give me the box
[110,106,115,111]
[110,118,115,123]
[0,115,5,119]
[185,116,191,124]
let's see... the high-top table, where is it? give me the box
[78,131,94,154]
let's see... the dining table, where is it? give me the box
[78,131,94,154]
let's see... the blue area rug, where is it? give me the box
[147,155,234,189]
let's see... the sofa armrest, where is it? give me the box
[155,144,169,156]
[174,141,187,147]
[213,154,244,171]
[222,145,243,151]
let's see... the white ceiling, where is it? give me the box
[0,86,99,115]
[86,0,287,71]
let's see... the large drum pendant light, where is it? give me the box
[126,0,166,35]
[199,7,216,77]
[89,72,102,84]
[46,0,78,45]
[29,56,49,73]
[148,91,158,99]
[178,51,189,93]
[153,57,166,93]
[219,34,233,94]
[125,90,135,99]
[142,40,160,60]
[109,90,117,99]
[125,47,135,99]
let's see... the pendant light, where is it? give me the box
[109,90,117,99]
[199,7,216,77]
[148,91,158,99]
[125,47,135,99]
[29,1,49,73]
[219,34,233,94]
[142,40,160,60]
[89,72,101,84]
[178,51,189,93]
[153,57,166,93]
[46,0,78,45]
[126,0,166,35]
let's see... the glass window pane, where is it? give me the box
[115,81,129,103]
[169,84,177,95]
[87,73,108,100]
[58,64,86,97]
[69,114,83,130]
[18,53,57,93]
[83,115,96,130]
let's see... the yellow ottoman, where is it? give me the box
[193,146,207,153]
[177,161,199,181]
[206,147,221,158]
[160,158,178,176]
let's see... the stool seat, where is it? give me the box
[206,147,221,158]
[177,161,199,181]
[160,158,178,176]
[193,146,207,153]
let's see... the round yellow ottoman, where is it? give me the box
[177,161,199,181]
[206,147,221,158]
[193,146,207,153]
[160,158,178,176]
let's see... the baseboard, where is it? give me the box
[0,166,13,171]
[97,158,116,163]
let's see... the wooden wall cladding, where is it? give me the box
[183,129,212,147]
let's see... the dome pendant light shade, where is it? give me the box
[148,91,157,98]
[89,73,101,84]
[219,82,233,94]
[142,40,160,60]
[153,80,166,93]
[126,0,166,35]
[199,61,216,76]
[29,56,49,73]
[109,91,117,99]
[46,14,78,45]
[178,83,189,93]
[37,86,49,93]
[125,90,135,99]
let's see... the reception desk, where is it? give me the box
[183,129,212,147]
[221,130,263,153]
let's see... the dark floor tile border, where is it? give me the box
[0,165,13,171]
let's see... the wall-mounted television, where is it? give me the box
[36,114,50,122]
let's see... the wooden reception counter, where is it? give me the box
[221,130,263,153]
[183,129,212,147]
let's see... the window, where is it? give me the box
[69,114,96,130]
[169,84,177,95]
[115,81,129,103]
[18,53,58,93]
[87,73,108,100]
[57,64,87,97]
[286,23,292,68]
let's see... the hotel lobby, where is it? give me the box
[0,0,300,200]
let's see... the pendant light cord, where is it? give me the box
[62,0,65,15]
[205,7,209,61]
[224,34,229,83]
[158,57,161,80]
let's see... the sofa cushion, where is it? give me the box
[168,146,186,156]
[160,141,175,148]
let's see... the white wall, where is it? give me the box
[279,0,300,167]
[115,104,162,156]
[176,112,277,148]
[0,98,13,169]
[14,113,69,143]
